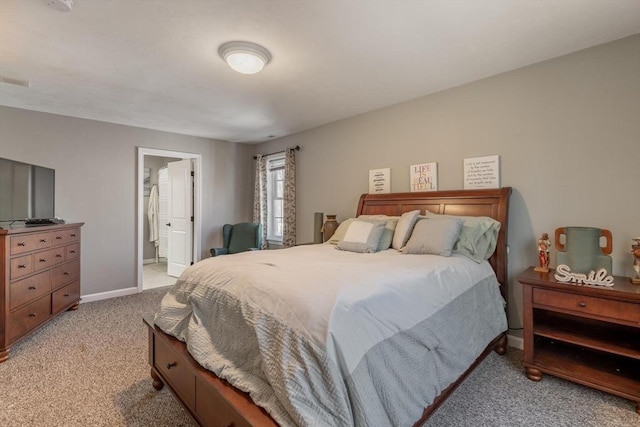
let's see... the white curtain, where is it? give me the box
[253,155,268,249]
[282,148,296,247]
[158,167,169,258]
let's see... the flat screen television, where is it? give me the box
[0,157,55,222]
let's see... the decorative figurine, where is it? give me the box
[534,233,551,273]
[631,238,640,285]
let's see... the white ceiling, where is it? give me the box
[1,1,638,143]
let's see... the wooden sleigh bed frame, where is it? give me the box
[145,187,512,427]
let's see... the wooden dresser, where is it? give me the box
[518,267,640,414]
[0,222,84,362]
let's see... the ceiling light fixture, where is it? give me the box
[218,41,271,75]
[45,0,73,12]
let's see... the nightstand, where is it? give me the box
[518,267,640,414]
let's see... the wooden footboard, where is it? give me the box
[144,316,278,427]
[146,316,507,427]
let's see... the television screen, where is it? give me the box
[0,157,55,222]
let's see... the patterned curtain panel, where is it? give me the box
[282,148,297,247]
[253,155,268,249]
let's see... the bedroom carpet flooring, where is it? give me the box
[0,287,636,427]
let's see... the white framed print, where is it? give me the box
[369,168,390,193]
[409,162,438,192]
[463,155,501,189]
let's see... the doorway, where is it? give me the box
[137,147,202,292]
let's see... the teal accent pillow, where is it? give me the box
[423,211,501,262]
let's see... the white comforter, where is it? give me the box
[155,244,507,426]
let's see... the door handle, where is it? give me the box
[166,223,171,227]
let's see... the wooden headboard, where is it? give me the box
[357,187,512,299]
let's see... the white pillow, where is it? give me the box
[337,220,386,253]
[392,210,420,250]
[358,215,399,251]
[326,218,355,245]
[402,217,464,256]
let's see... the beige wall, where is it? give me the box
[254,35,640,329]
[0,107,254,296]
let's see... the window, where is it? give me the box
[266,154,285,242]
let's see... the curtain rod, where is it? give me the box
[253,145,300,160]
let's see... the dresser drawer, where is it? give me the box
[33,246,66,272]
[154,332,195,411]
[195,376,252,427]
[9,294,51,342]
[10,270,50,310]
[66,243,80,261]
[533,288,640,324]
[52,280,80,314]
[10,232,52,255]
[51,260,80,290]
[52,228,80,245]
[10,254,34,280]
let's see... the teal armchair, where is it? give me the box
[210,222,263,256]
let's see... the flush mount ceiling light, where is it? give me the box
[44,0,73,12]
[218,41,271,75]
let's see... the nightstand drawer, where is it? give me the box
[533,288,640,324]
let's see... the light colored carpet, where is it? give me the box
[0,288,637,426]
[0,287,196,427]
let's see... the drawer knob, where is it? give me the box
[70,234,76,237]
[63,272,70,275]
[56,236,62,240]
[578,301,587,308]
[70,250,76,254]
[56,254,63,258]
[39,258,47,263]
[166,362,177,370]
[40,239,47,243]
[18,264,27,269]
[64,293,70,297]
[29,313,37,317]
[29,286,36,290]
[17,242,26,246]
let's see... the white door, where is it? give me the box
[167,159,193,277]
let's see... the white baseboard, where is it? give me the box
[80,287,139,303]
[507,334,524,350]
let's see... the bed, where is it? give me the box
[145,187,512,427]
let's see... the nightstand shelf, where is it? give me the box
[519,267,640,415]
[534,310,640,358]
[534,338,640,399]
